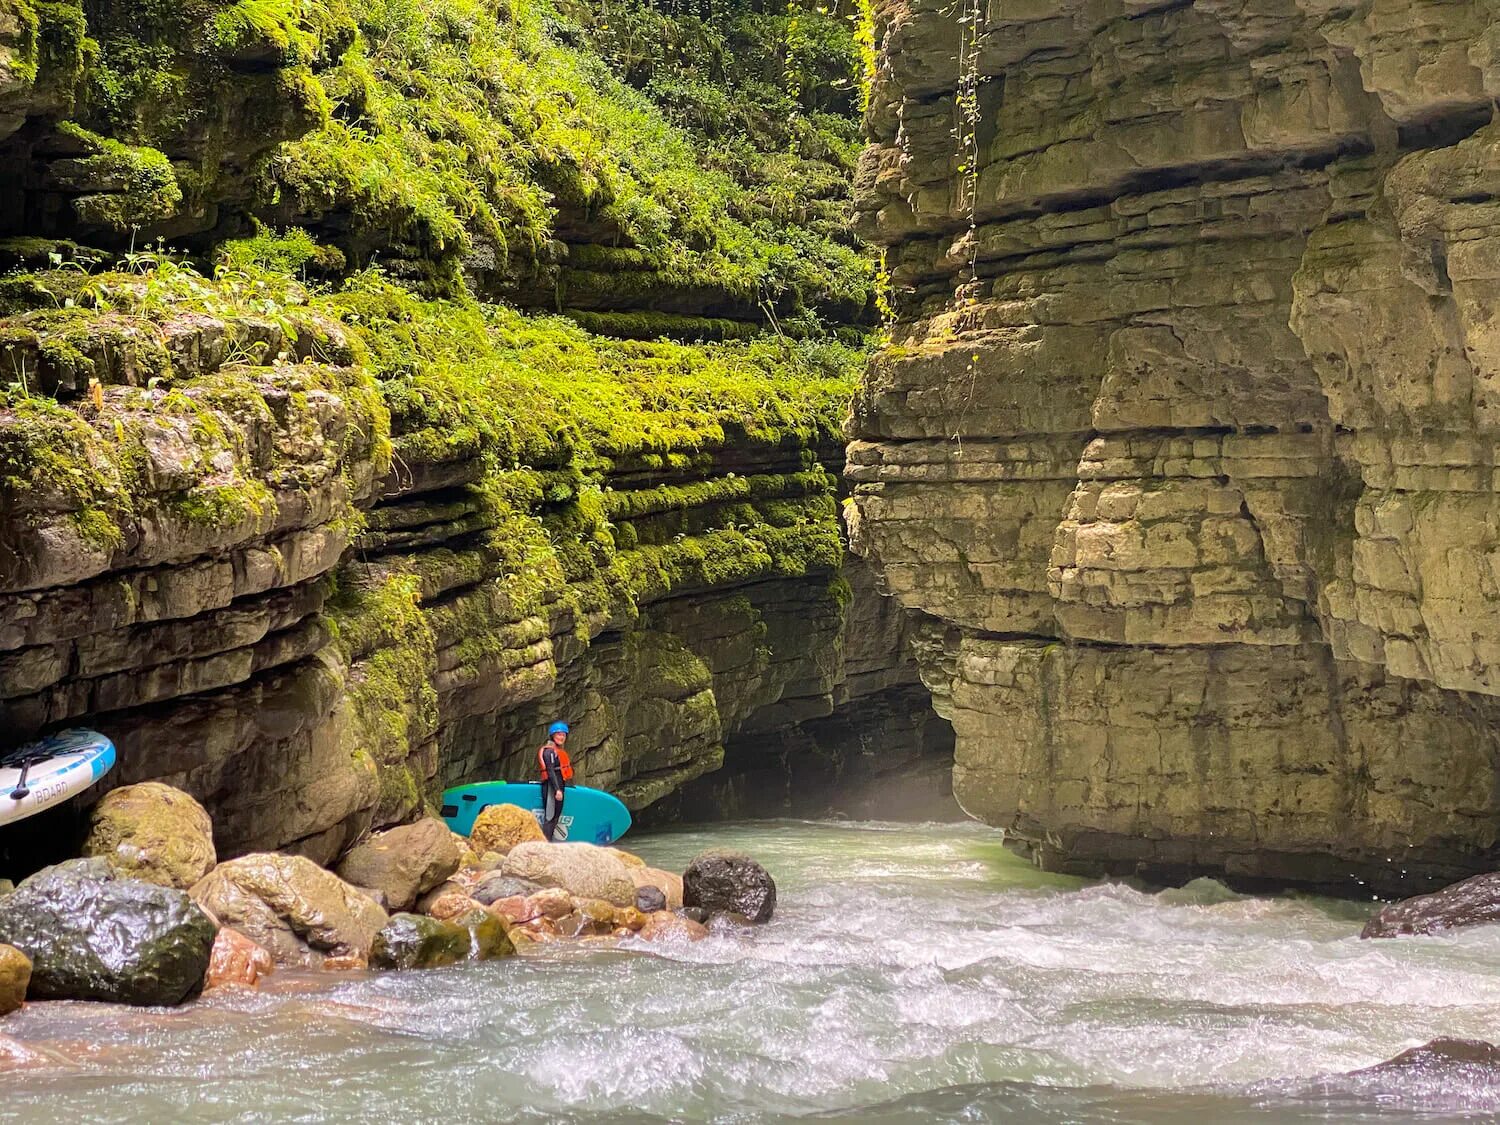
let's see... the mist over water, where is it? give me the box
[4,820,1500,1123]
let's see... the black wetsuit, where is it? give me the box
[539,744,567,841]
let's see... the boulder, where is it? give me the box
[0,944,31,1015]
[424,892,486,922]
[604,848,646,868]
[683,850,776,923]
[635,885,667,914]
[81,782,217,889]
[334,818,463,912]
[524,888,575,920]
[639,910,708,943]
[616,907,647,931]
[453,908,515,961]
[471,873,540,906]
[489,895,532,925]
[1356,1038,1500,1074]
[1362,873,1500,939]
[470,804,545,855]
[502,842,635,906]
[204,928,274,991]
[0,859,216,1006]
[632,866,684,910]
[370,910,514,970]
[189,854,388,968]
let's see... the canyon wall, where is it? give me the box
[851,0,1500,892]
[0,0,934,868]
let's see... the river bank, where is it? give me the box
[3,820,1500,1123]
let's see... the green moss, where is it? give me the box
[53,123,183,231]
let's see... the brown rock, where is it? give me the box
[189,853,388,968]
[334,818,462,912]
[631,866,684,910]
[0,944,31,1015]
[525,888,575,921]
[1363,873,1500,939]
[639,911,708,943]
[604,848,646,868]
[204,928,274,991]
[488,895,533,925]
[424,892,485,922]
[321,954,368,972]
[503,842,635,905]
[615,907,647,931]
[1355,1038,1500,1075]
[81,782,217,890]
[469,804,545,856]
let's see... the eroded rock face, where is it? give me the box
[850,0,1500,894]
[0,858,215,1006]
[189,853,387,968]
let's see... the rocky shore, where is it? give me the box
[0,784,776,1015]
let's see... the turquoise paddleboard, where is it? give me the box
[439,781,632,844]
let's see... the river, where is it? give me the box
[3,819,1500,1123]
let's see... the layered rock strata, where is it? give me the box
[851,0,1500,892]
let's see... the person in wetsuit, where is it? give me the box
[538,721,573,841]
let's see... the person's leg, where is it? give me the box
[542,784,559,841]
[554,788,566,841]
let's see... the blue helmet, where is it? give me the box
[547,721,570,737]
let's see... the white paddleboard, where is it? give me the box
[0,729,117,827]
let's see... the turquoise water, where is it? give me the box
[3,820,1500,1122]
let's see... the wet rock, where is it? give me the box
[334,818,462,912]
[81,782,217,890]
[320,954,367,972]
[502,842,635,906]
[524,888,575,921]
[370,914,473,970]
[635,885,667,914]
[469,804,544,856]
[1356,1038,1500,1074]
[471,873,540,906]
[677,906,709,925]
[488,895,532,925]
[683,849,776,923]
[371,909,514,970]
[189,853,388,968]
[631,866,684,910]
[615,907,647,932]
[204,928,274,991]
[1362,873,1500,939]
[422,891,485,922]
[452,908,515,961]
[0,944,30,1015]
[639,910,708,943]
[0,859,216,1006]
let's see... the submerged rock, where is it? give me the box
[0,944,31,1015]
[683,849,776,923]
[204,928,275,991]
[1362,873,1500,939]
[334,818,462,912]
[0,859,215,1006]
[502,842,635,906]
[81,782,217,889]
[190,854,388,968]
[469,804,545,856]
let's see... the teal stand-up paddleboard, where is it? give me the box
[440,781,632,844]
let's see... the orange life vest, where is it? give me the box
[539,742,574,782]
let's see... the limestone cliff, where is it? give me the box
[0,0,931,868]
[851,0,1500,893]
